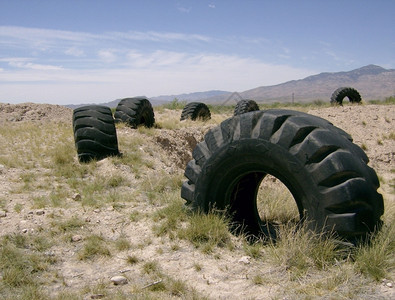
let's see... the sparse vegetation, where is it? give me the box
[178,212,232,253]
[368,96,395,105]
[126,254,139,265]
[78,234,111,260]
[0,101,393,299]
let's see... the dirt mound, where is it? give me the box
[0,102,73,123]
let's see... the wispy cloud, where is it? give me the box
[0,26,211,50]
[323,50,355,66]
[1,57,63,70]
[10,61,63,70]
[110,30,211,43]
[65,47,84,57]
[177,5,191,13]
[0,26,317,104]
[0,49,315,102]
[98,50,117,63]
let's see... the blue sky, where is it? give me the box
[0,0,394,104]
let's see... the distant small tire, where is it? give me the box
[73,105,120,163]
[180,102,211,121]
[234,99,260,116]
[331,87,362,105]
[181,109,383,240]
[114,97,155,128]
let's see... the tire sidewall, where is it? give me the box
[194,139,322,230]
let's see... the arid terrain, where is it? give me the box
[0,102,394,300]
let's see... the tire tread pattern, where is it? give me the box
[114,97,155,128]
[72,105,119,163]
[234,99,260,116]
[182,109,383,237]
[180,102,211,121]
[331,87,362,105]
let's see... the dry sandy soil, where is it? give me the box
[0,102,394,299]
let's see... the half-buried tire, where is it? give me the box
[73,105,120,163]
[331,87,362,105]
[234,99,259,116]
[180,102,211,121]
[114,97,155,128]
[181,109,383,240]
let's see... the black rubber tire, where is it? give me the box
[180,102,211,121]
[73,105,120,163]
[114,97,155,128]
[181,109,383,239]
[234,99,260,116]
[330,87,362,105]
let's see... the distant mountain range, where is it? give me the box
[65,64,395,109]
[202,64,395,105]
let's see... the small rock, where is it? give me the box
[94,209,100,213]
[386,282,393,288]
[107,206,114,211]
[90,294,105,299]
[36,210,45,215]
[44,250,56,257]
[111,275,128,285]
[238,256,251,264]
[0,210,6,218]
[71,235,83,242]
[72,193,81,201]
[22,229,28,233]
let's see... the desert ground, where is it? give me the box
[0,102,394,300]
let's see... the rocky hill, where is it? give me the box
[204,65,395,104]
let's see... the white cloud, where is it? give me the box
[0,50,315,104]
[98,50,117,63]
[65,47,84,57]
[110,30,211,43]
[5,57,63,70]
[177,6,191,13]
[10,62,62,70]
[209,4,216,9]
[0,26,97,43]
[0,26,318,104]
[127,50,188,67]
[0,26,211,54]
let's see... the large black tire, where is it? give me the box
[181,109,383,239]
[180,102,211,121]
[234,99,259,116]
[73,105,120,163]
[331,87,362,105]
[114,97,155,128]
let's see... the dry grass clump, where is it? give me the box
[0,234,57,299]
[178,212,233,253]
[77,234,111,260]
